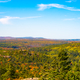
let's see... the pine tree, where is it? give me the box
[1,63,18,80]
[47,50,71,80]
[58,50,71,73]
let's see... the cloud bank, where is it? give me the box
[38,3,80,11]
[0,16,41,24]
[0,16,19,24]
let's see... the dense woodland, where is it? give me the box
[0,39,80,80]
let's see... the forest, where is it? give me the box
[0,39,80,80]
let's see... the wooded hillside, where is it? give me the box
[0,39,80,80]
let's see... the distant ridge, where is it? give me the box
[61,39,80,41]
[0,37,14,40]
[0,37,80,41]
[0,37,44,40]
[17,37,44,39]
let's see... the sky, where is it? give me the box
[0,0,80,39]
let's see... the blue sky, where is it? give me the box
[0,0,80,39]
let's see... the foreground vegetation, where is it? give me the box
[0,39,80,80]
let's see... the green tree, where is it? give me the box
[48,50,71,80]
[1,63,18,80]
[58,50,71,73]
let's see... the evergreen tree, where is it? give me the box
[1,63,18,80]
[58,50,71,73]
[44,50,71,80]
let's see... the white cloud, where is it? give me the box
[0,16,20,24]
[0,0,11,2]
[19,16,41,19]
[38,4,64,11]
[0,16,41,24]
[38,3,80,11]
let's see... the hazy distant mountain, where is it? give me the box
[0,37,44,40]
[61,39,80,41]
[0,37,14,40]
[0,37,80,41]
